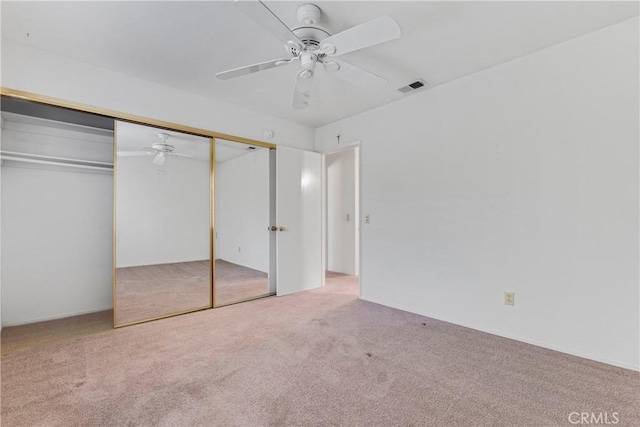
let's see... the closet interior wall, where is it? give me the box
[1,104,114,326]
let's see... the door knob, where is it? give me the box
[269,226,278,231]
[279,227,286,232]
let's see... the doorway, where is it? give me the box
[323,145,360,296]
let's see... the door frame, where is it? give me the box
[321,141,362,297]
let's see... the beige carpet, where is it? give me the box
[326,270,351,279]
[2,276,639,426]
[214,259,270,307]
[116,260,212,325]
[0,310,113,356]
[116,260,270,324]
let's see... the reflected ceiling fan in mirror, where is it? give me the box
[216,0,401,109]
[117,133,193,166]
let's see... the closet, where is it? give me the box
[1,91,324,330]
[1,97,114,326]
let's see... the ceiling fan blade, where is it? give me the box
[292,70,314,109]
[320,16,401,57]
[171,153,193,158]
[234,0,303,49]
[117,151,154,157]
[216,58,292,80]
[327,60,388,91]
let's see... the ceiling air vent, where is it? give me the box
[398,79,428,94]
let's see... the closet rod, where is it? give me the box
[0,151,113,171]
[0,156,113,171]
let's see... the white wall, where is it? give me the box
[116,155,210,268]
[1,40,315,151]
[215,149,270,273]
[326,148,357,275]
[1,116,113,326]
[316,18,640,370]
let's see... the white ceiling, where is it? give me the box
[2,1,638,128]
[215,138,267,163]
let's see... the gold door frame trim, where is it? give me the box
[113,121,118,327]
[210,137,216,309]
[0,88,277,149]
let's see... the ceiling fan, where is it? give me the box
[216,0,401,109]
[117,133,193,166]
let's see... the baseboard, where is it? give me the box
[360,296,640,372]
[2,306,113,327]
[461,321,640,372]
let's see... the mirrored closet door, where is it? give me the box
[114,121,212,326]
[213,139,275,306]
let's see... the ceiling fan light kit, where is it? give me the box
[217,0,401,109]
[152,152,167,166]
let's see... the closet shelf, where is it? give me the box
[0,150,113,171]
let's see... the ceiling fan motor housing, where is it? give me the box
[151,142,175,153]
[287,26,331,56]
[153,133,175,153]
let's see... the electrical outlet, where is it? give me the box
[365,214,370,224]
[504,292,515,306]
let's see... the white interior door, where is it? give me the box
[276,146,322,296]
